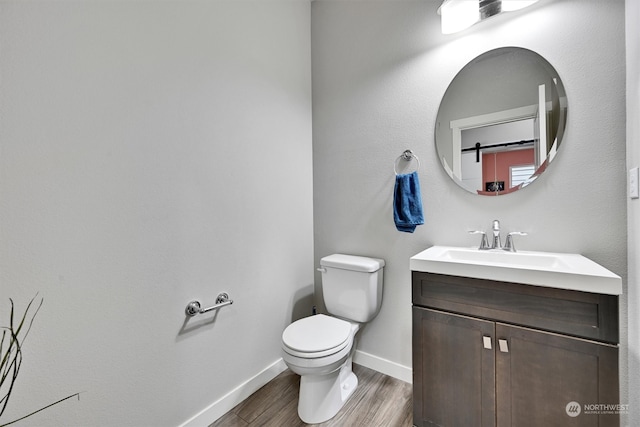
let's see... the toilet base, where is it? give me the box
[297,358,358,424]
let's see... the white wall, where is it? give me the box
[626,0,640,421]
[0,1,313,426]
[312,0,627,400]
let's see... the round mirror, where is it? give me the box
[435,47,567,196]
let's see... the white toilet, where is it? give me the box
[281,254,385,424]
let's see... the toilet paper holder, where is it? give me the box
[185,292,233,317]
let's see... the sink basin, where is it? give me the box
[410,246,622,295]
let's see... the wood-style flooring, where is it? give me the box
[209,364,413,427]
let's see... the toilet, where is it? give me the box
[281,254,385,424]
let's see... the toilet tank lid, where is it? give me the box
[320,254,385,272]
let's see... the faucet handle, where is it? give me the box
[503,232,528,252]
[469,230,490,250]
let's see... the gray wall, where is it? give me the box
[0,2,313,426]
[312,0,627,399]
[626,0,640,421]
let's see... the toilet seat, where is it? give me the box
[282,314,353,359]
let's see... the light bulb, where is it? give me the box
[438,0,479,35]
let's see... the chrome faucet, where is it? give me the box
[469,220,527,252]
[491,220,501,249]
[468,230,490,250]
[504,231,528,252]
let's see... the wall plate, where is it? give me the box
[631,167,639,199]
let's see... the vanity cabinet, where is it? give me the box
[412,272,619,427]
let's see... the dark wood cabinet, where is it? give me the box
[413,307,496,426]
[412,272,619,427]
[495,323,619,426]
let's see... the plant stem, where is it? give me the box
[0,393,80,427]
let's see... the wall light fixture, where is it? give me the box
[438,0,539,34]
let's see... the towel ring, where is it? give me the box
[394,150,421,175]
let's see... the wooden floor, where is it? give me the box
[209,364,413,427]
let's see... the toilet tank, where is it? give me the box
[320,254,385,323]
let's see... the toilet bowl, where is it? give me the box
[281,254,385,424]
[282,314,360,424]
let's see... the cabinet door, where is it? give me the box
[495,323,619,427]
[413,307,496,427]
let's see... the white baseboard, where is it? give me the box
[178,358,288,427]
[353,350,413,384]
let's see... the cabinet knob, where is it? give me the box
[483,336,492,350]
[498,339,509,353]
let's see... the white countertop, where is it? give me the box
[410,246,622,295]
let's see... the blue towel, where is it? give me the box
[393,171,424,233]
